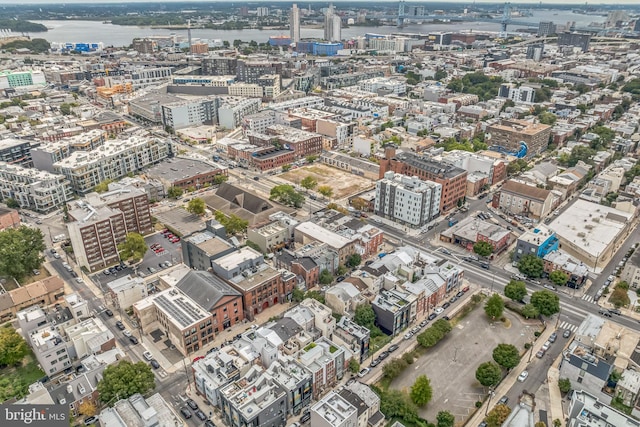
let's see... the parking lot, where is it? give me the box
[389,302,535,424]
[91,232,183,285]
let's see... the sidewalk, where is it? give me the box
[466,322,556,427]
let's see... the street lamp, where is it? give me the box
[485,388,495,416]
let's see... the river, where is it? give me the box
[33,10,604,47]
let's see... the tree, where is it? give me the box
[354,304,376,328]
[535,423,547,427]
[5,198,19,209]
[379,389,420,423]
[410,375,433,407]
[319,269,333,285]
[304,290,325,304]
[517,254,544,278]
[348,358,360,374]
[610,287,630,308]
[214,211,248,235]
[346,254,362,268]
[186,198,206,216]
[521,304,540,319]
[94,179,113,193]
[117,232,147,264]
[300,176,317,191]
[0,327,29,366]
[549,270,569,287]
[351,198,369,211]
[558,377,571,394]
[507,159,529,175]
[436,410,455,427]
[486,404,511,427]
[60,103,73,115]
[484,294,504,320]
[97,360,155,405]
[504,280,527,302]
[78,401,97,417]
[213,175,228,185]
[167,186,183,199]
[0,226,45,282]
[305,154,318,163]
[492,344,521,370]
[317,185,333,199]
[292,288,305,302]
[475,362,502,387]
[270,184,305,208]
[473,241,494,257]
[530,290,560,316]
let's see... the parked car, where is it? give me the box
[404,332,413,340]
[128,336,139,345]
[104,309,113,317]
[517,371,529,382]
[370,359,380,368]
[434,307,444,314]
[462,286,470,292]
[115,321,125,330]
[536,349,545,358]
[123,330,132,337]
[542,341,551,351]
[195,410,207,421]
[549,332,557,343]
[428,313,437,321]
[84,416,98,426]
[143,351,153,361]
[358,368,371,378]
[205,421,216,427]
[150,359,160,369]
[498,396,508,405]
[609,308,621,315]
[388,344,399,353]
[186,399,199,411]
[563,329,572,338]
[442,302,450,309]
[456,291,465,298]
[180,407,192,419]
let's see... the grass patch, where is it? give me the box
[611,396,633,415]
[370,334,392,355]
[0,351,46,402]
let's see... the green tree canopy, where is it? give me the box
[507,159,529,175]
[0,226,45,281]
[492,344,521,370]
[186,198,206,216]
[530,290,560,316]
[97,360,155,405]
[410,375,433,407]
[292,288,305,302]
[317,185,334,199]
[558,378,572,394]
[270,184,305,208]
[117,232,147,263]
[549,270,569,287]
[304,290,325,304]
[5,198,19,209]
[517,254,544,278]
[486,404,511,427]
[167,186,184,199]
[319,269,333,285]
[484,294,504,320]
[0,327,29,366]
[446,72,503,101]
[346,254,362,268]
[504,280,527,302]
[214,211,248,235]
[354,304,376,329]
[473,241,494,257]
[300,176,318,191]
[348,358,360,374]
[610,287,630,308]
[436,410,455,427]
[213,174,228,185]
[378,389,420,424]
[475,361,502,387]
[521,304,540,319]
[94,179,113,193]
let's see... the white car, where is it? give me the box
[434,307,444,314]
[123,330,132,337]
[404,332,413,340]
[358,368,371,378]
[143,351,153,361]
[542,341,551,351]
[517,371,529,382]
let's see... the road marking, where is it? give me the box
[558,321,578,332]
[581,294,595,303]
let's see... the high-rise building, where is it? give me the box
[290,4,301,43]
[557,32,591,52]
[537,21,556,36]
[375,171,442,227]
[324,4,341,42]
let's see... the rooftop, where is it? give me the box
[311,391,358,426]
[146,157,226,183]
[152,287,210,329]
[175,270,241,312]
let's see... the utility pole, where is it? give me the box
[485,388,495,416]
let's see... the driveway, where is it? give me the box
[390,304,536,423]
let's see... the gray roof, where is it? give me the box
[338,389,368,417]
[269,317,303,342]
[176,270,241,311]
[146,157,224,184]
[215,183,273,214]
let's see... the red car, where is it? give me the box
[462,286,470,293]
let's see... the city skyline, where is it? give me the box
[1,0,640,5]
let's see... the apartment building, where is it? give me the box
[0,276,65,323]
[236,59,285,84]
[372,289,416,336]
[310,391,358,427]
[359,77,406,96]
[298,337,346,399]
[0,138,33,167]
[375,171,442,227]
[193,347,251,406]
[53,136,170,194]
[247,220,291,253]
[246,125,323,160]
[201,56,238,76]
[106,275,148,310]
[99,393,181,427]
[32,130,108,173]
[128,92,183,124]
[161,97,219,130]
[494,179,555,219]
[486,119,552,157]
[379,146,467,213]
[294,222,357,267]
[0,162,72,212]
[218,97,261,129]
[334,317,370,363]
[181,229,236,271]
[134,287,215,356]
[212,247,296,320]
[67,187,152,272]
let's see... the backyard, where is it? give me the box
[0,350,45,402]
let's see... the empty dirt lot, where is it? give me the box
[279,163,374,200]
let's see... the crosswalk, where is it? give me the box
[558,321,578,333]
[581,294,597,304]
